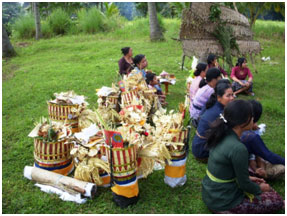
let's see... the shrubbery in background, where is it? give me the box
[48,8,71,35]
[77,7,124,34]
[77,7,107,33]
[41,20,54,38]
[13,14,35,39]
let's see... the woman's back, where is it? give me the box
[192,102,224,158]
[202,130,260,211]
[190,76,202,101]
[190,84,214,119]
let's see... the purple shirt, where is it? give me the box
[189,76,202,110]
[189,84,214,120]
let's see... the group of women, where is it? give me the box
[118,48,284,213]
[118,47,167,105]
[188,54,284,213]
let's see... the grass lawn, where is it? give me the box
[2,18,285,213]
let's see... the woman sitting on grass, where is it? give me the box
[191,80,234,162]
[231,57,254,97]
[202,100,284,214]
[207,53,228,79]
[118,47,134,76]
[189,63,208,109]
[145,73,167,106]
[241,100,285,180]
[189,68,221,127]
[132,54,148,78]
[132,54,163,94]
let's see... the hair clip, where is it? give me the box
[219,113,227,123]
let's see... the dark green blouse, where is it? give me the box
[202,130,262,212]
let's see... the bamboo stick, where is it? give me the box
[24,166,97,198]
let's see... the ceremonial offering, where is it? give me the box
[164,129,188,188]
[48,91,89,133]
[70,124,110,186]
[24,63,191,208]
[96,85,120,110]
[29,118,74,175]
[104,131,139,208]
[120,89,140,107]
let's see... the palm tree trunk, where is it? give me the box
[148,2,163,41]
[2,25,16,58]
[34,2,42,40]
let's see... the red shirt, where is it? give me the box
[231,66,253,80]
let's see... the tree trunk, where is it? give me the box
[2,25,16,58]
[148,2,163,41]
[34,2,42,40]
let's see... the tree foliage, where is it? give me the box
[135,2,168,17]
[168,2,191,18]
[2,2,23,24]
[224,2,285,28]
[103,2,119,18]
[209,4,239,68]
[2,2,24,36]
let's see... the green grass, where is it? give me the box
[2,19,285,213]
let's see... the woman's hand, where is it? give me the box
[255,168,267,178]
[249,176,265,184]
[260,183,271,192]
[252,123,259,130]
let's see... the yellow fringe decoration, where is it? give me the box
[74,157,110,185]
[137,157,155,178]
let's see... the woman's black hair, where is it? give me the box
[207,54,217,65]
[249,100,262,123]
[145,72,156,85]
[194,63,208,76]
[199,67,221,88]
[206,100,253,148]
[121,47,130,56]
[206,79,231,109]
[236,57,246,67]
[133,54,145,66]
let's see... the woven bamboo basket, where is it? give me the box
[98,94,119,109]
[34,138,73,163]
[47,102,79,133]
[105,145,137,178]
[121,89,140,107]
[34,138,74,174]
[167,129,188,159]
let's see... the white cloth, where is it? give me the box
[35,183,87,204]
[164,175,187,188]
[74,124,100,145]
[97,86,118,97]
